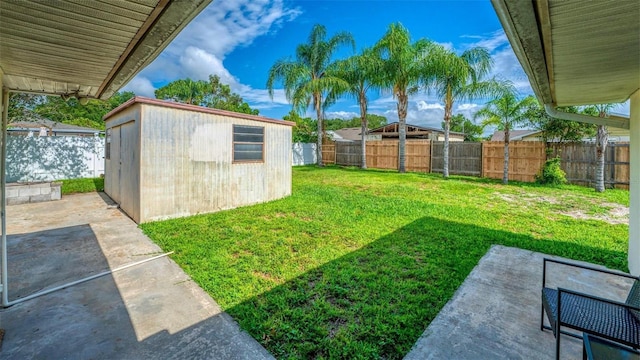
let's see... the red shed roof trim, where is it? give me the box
[103,96,295,127]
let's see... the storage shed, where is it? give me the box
[103,97,294,223]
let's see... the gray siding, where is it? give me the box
[137,104,292,222]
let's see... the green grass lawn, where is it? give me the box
[140,166,629,359]
[60,177,104,194]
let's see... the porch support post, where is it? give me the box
[629,89,640,276]
[1,83,8,306]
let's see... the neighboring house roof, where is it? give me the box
[369,122,465,136]
[490,130,541,141]
[331,127,363,141]
[9,115,103,135]
[10,118,100,133]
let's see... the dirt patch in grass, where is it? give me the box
[253,270,283,284]
[495,192,560,205]
[495,191,628,225]
[562,203,629,225]
[328,318,347,339]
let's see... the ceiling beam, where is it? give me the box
[96,0,170,99]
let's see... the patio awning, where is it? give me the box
[0,0,210,99]
[491,0,640,275]
[491,0,639,127]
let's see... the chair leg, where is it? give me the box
[555,322,561,360]
[540,303,545,331]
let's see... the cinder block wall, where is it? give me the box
[6,182,61,205]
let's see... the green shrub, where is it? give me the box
[535,157,567,185]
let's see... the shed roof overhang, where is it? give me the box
[491,0,639,128]
[0,0,211,99]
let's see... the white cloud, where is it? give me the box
[460,34,484,40]
[121,76,155,97]
[326,111,359,119]
[366,93,487,130]
[369,95,397,109]
[490,47,532,93]
[179,47,237,85]
[123,0,301,97]
[461,30,533,95]
[460,30,507,53]
[239,87,289,110]
[457,103,480,111]
[435,41,454,51]
[416,100,444,111]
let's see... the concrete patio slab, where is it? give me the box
[405,245,634,360]
[0,192,273,359]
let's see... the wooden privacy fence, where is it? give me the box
[549,142,629,189]
[336,141,362,166]
[321,142,336,165]
[366,141,399,170]
[321,139,630,188]
[482,141,547,182]
[431,142,482,176]
[365,140,431,172]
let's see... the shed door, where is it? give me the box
[118,122,137,218]
[109,126,121,204]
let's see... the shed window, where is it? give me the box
[233,125,264,162]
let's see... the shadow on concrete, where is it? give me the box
[1,193,272,359]
[222,216,627,359]
[7,224,110,301]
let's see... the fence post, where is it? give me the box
[611,143,616,188]
[480,142,485,177]
[429,140,433,174]
[480,141,484,177]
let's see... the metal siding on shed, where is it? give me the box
[138,104,292,222]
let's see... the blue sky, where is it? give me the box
[122,0,627,128]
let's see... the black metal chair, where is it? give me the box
[541,258,640,360]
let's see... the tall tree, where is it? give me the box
[206,75,259,115]
[155,78,209,105]
[154,75,258,115]
[31,91,135,130]
[427,45,502,177]
[527,104,596,145]
[583,104,615,192]
[374,23,435,173]
[475,93,537,184]
[442,114,484,142]
[8,93,45,122]
[267,24,354,166]
[283,110,316,143]
[324,114,387,131]
[331,48,382,168]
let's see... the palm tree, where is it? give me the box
[474,93,537,184]
[374,23,435,173]
[584,104,615,192]
[330,48,383,169]
[267,24,354,166]
[427,46,502,178]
